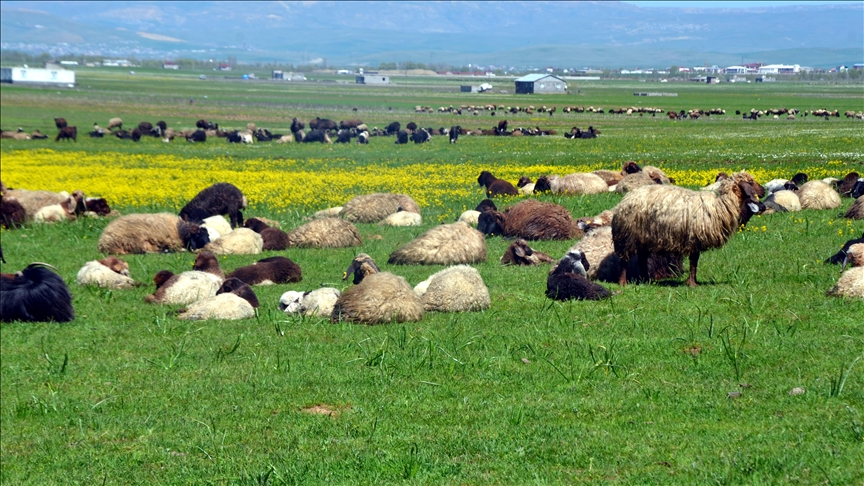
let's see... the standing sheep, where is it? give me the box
[612,171,765,287]
[179,182,247,228]
[98,213,210,254]
[331,254,424,325]
[413,265,491,312]
[107,118,123,131]
[339,193,420,223]
[388,222,486,265]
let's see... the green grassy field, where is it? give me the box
[1,72,863,484]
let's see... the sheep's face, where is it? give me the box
[554,250,590,277]
[217,277,249,296]
[477,211,505,237]
[477,171,495,187]
[852,179,864,199]
[343,254,379,285]
[512,239,533,258]
[517,176,533,188]
[99,256,130,276]
[279,291,305,313]
[622,162,642,175]
[85,198,111,216]
[153,270,175,289]
[738,181,767,224]
[534,176,552,193]
[185,227,211,251]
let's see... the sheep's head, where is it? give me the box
[733,176,766,225]
[217,277,259,308]
[790,172,809,186]
[553,249,590,277]
[517,176,533,188]
[85,198,111,216]
[852,179,864,199]
[98,256,130,276]
[279,290,305,313]
[477,171,495,188]
[244,218,270,233]
[153,270,175,289]
[475,199,497,213]
[534,176,552,193]
[622,161,642,175]
[477,210,506,237]
[178,221,210,251]
[193,251,221,274]
[343,253,379,284]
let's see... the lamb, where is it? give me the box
[378,209,422,227]
[179,182,247,228]
[477,171,519,197]
[203,228,263,255]
[286,218,362,249]
[107,118,123,131]
[144,252,224,305]
[331,254,424,325]
[516,176,535,195]
[762,190,801,213]
[33,196,77,223]
[612,171,765,287]
[1,263,75,322]
[388,221,486,265]
[500,239,555,265]
[825,267,864,298]
[280,288,342,317]
[797,181,841,210]
[478,200,579,240]
[226,256,302,285]
[546,249,613,301]
[339,193,421,223]
[243,217,289,250]
[200,215,234,241]
[845,197,864,220]
[2,188,72,219]
[98,213,210,254]
[533,173,608,195]
[176,278,258,321]
[413,265,491,312]
[76,256,137,289]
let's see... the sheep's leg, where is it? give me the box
[637,250,650,283]
[618,265,628,286]
[686,251,700,287]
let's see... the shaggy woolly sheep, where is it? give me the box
[3,189,71,219]
[98,213,210,254]
[378,210,422,227]
[591,170,624,187]
[226,256,302,285]
[546,249,613,301]
[388,221,486,265]
[309,207,343,219]
[413,265,490,312]
[280,288,341,317]
[144,254,224,306]
[478,200,579,241]
[286,218,362,249]
[569,225,683,283]
[500,239,555,265]
[176,279,258,321]
[179,182,248,228]
[203,228,263,255]
[534,173,608,195]
[1,263,74,322]
[798,181,842,210]
[339,193,421,223]
[612,171,765,287]
[826,266,864,298]
[845,198,864,220]
[331,254,424,325]
[615,172,664,194]
[76,257,137,289]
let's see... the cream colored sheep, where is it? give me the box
[388,221,486,265]
[331,254,423,324]
[145,271,223,305]
[202,215,233,238]
[798,181,841,210]
[98,213,210,254]
[287,217,362,249]
[378,211,422,227]
[309,207,343,219]
[203,228,263,255]
[845,198,863,220]
[413,265,490,312]
[457,210,481,226]
[279,288,342,317]
[535,173,608,195]
[177,293,256,320]
[339,193,421,223]
[826,267,864,298]
[76,257,137,289]
[763,190,801,213]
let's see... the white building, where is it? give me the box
[758,64,800,74]
[1,66,75,85]
[724,65,747,74]
[102,59,130,67]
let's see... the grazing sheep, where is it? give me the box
[107,118,123,130]
[339,193,420,223]
[54,118,67,129]
[478,200,579,241]
[76,257,137,289]
[762,190,802,213]
[389,222,486,265]
[413,265,490,312]
[798,181,842,210]
[177,279,258,321]
[286,218,362,249]
[1,263,75,322]
[826,267,864,298]
[546,249,613,301]
[378,210,422,227]
[55,126,77,142]
[612,171,765,287]
[845,197,864,220]
[179,182,247,228]
[534,173,608,195]
[477,171,519,197]
[98,213,210,254]
[244,218,289,250]
[280,288,341,317]
[226,256,302,285]
[500,239,555,265]
[203,228,263,255]
[331,254,424,325]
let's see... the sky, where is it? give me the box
[623,1,859,7]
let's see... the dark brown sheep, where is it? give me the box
[478,171,519,197]
[55,126,77,142]
[478,200,580,241]
[215,278,260,308]
[244,218,289,251]
[54,118,67,129]
[501,239,555,265]
[226,256,302,286]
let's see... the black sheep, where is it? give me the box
[1,197,26,229]
[335,130,353,144]
[226,131,243,143]
[386,121,401,135]
[302,129,331,143]
[226,256,302,286]
[546,250,612,301]
[395,130,409,144]
[55,126,77,142]
[186,130,207,142]
[138,122,153,133]
[54,117,67,129]
[449,126,460,144]
[410,129,430,144]
[825,233,864,265]
[196,119,217,130]
[290,118,305,133]
[179,182,247,228]
[406,122,418,132]
[309,117,337,131]
[475,199,497,213]
[1,263,74,322]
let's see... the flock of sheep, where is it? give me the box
[2,158,862,325]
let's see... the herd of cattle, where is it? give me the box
[1,154,862,325]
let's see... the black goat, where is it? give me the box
[1,263,74,322]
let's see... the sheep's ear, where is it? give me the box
[514,246,526,258]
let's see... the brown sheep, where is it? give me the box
[226,256,302,286]
[339,193,421,223]
[478,200,580,241]
[845,197,864,220]
[478,171,519,197]
[244,217,289,251]
[500,239,555,265]
[98,213,210,254]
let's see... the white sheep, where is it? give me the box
[457,210,481,226]
[826,267,864,298]
[798,181,841,210]
[76,257,137,289]
[177,293,256,320]
[279,288,342,317]
[378,211,422,227]
[203,228,263,255]
[413,265,490,312]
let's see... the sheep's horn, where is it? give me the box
[26,262,60,273]
[841,252,851,272]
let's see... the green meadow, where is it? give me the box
[1,70,862,484]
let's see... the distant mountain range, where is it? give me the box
[1,1,861,68]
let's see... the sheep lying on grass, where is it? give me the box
[339,193,420,223]
[145,252,224,305]
[203,228,263,255]
[280,288,341,317]
[500,239,555,265]
[389,222,486,265]
[227,256,302,285]
[826,267,864,298]
[546,249,613,301]
[77,257,137,289]
[478,200,579,241]
[331,254,423,325]
[798,181,841,210]
[413,265,490,312]
[98,213,210,254]
[177,278,259,320]
[287,218,362,249]
[1,263,74,322]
